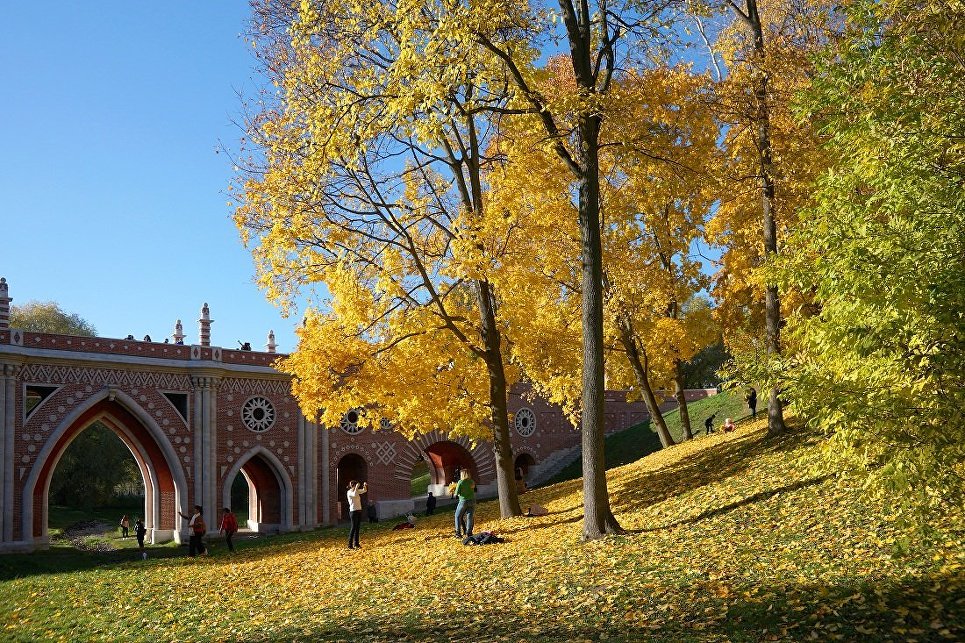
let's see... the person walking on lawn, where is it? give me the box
[220,507,238,553]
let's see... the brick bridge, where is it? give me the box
[0,278,713,553]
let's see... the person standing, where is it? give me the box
[119,515,130,538]
[746,387,758,418]
[219,507,238,553]
[425,491,437,516]
[178,505,207,557]
[133,517,147,549]
[346,480,367,550]
[704,413,716,434]
[453,470,476,539]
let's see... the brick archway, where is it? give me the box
[424,441,478,486]
[22,389,189,545]
[222,447,293,532]
[392,430,496,501]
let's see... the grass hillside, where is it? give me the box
[2,420,964,641]
[548,390,749,484]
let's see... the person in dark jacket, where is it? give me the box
[425,491,437,516]
[746,387,758,418]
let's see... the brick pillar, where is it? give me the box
[191,375,220,533]
[0,278,11,330]
[0,362,20,543]
[266,330,277,354]
[198,304,213,347]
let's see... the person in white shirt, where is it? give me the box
[346,480,367,549]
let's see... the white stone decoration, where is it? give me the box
[373,441,397,465]
[340,408,364,435]
[242,396,276,432]
[514,408,537,437]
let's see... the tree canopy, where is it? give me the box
[10,301,97,336]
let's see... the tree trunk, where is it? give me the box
[616,314,675,448]
[745,0,786,436]
[673,359,693,440]
[577,115,621,539]
[475,279,522,518]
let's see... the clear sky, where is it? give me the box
[0,2,302,352]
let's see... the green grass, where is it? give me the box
[410,461,430,497]
[546,390,750,485]
[2,419,963,641]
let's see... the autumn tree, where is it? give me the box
[777,0,965,518]
[490,63,718,449]
[11,301,97,336]
[474,0,689,539]
[704,0,835,435]
[235,0,529,517]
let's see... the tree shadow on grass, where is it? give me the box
[608,427,819,519]
[209,569,965,642]
[625,474,835,535]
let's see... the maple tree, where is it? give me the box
[234,0,529,517]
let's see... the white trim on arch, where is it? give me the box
[21,388,189,545]
[221,445,294,532]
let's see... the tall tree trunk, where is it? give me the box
[673,359,694,440]
[475,279,522,518]
[577,114,621,539]
[616,314,675,448]
[736,0,786,435]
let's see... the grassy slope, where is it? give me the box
[548,391,749,484]
[2,419,963,642]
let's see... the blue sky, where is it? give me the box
[0,2,301,351]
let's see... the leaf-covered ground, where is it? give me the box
[2,420,964,642]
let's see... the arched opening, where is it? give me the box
[514,453,536,494]
[423,441,478,496]
[226,451,288,532]
[47,420,145,548]
[335,454,368,521]
[229,472,250,527]
[27,397,184,545]
[410,457,430,498]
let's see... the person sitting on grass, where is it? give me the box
[723,417,736,433]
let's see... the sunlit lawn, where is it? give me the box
[2,415,963,641]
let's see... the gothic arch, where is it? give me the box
[22,388,189,544]
[221,446,293,532]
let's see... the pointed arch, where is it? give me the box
[22,388,189,545]
[221,446,294,532]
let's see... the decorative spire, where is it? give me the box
[266,329,277,354]
[0,277,11,330]
[198,303,213,347]
[173,319,185,345]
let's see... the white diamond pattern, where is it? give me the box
[374,441,396,465]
